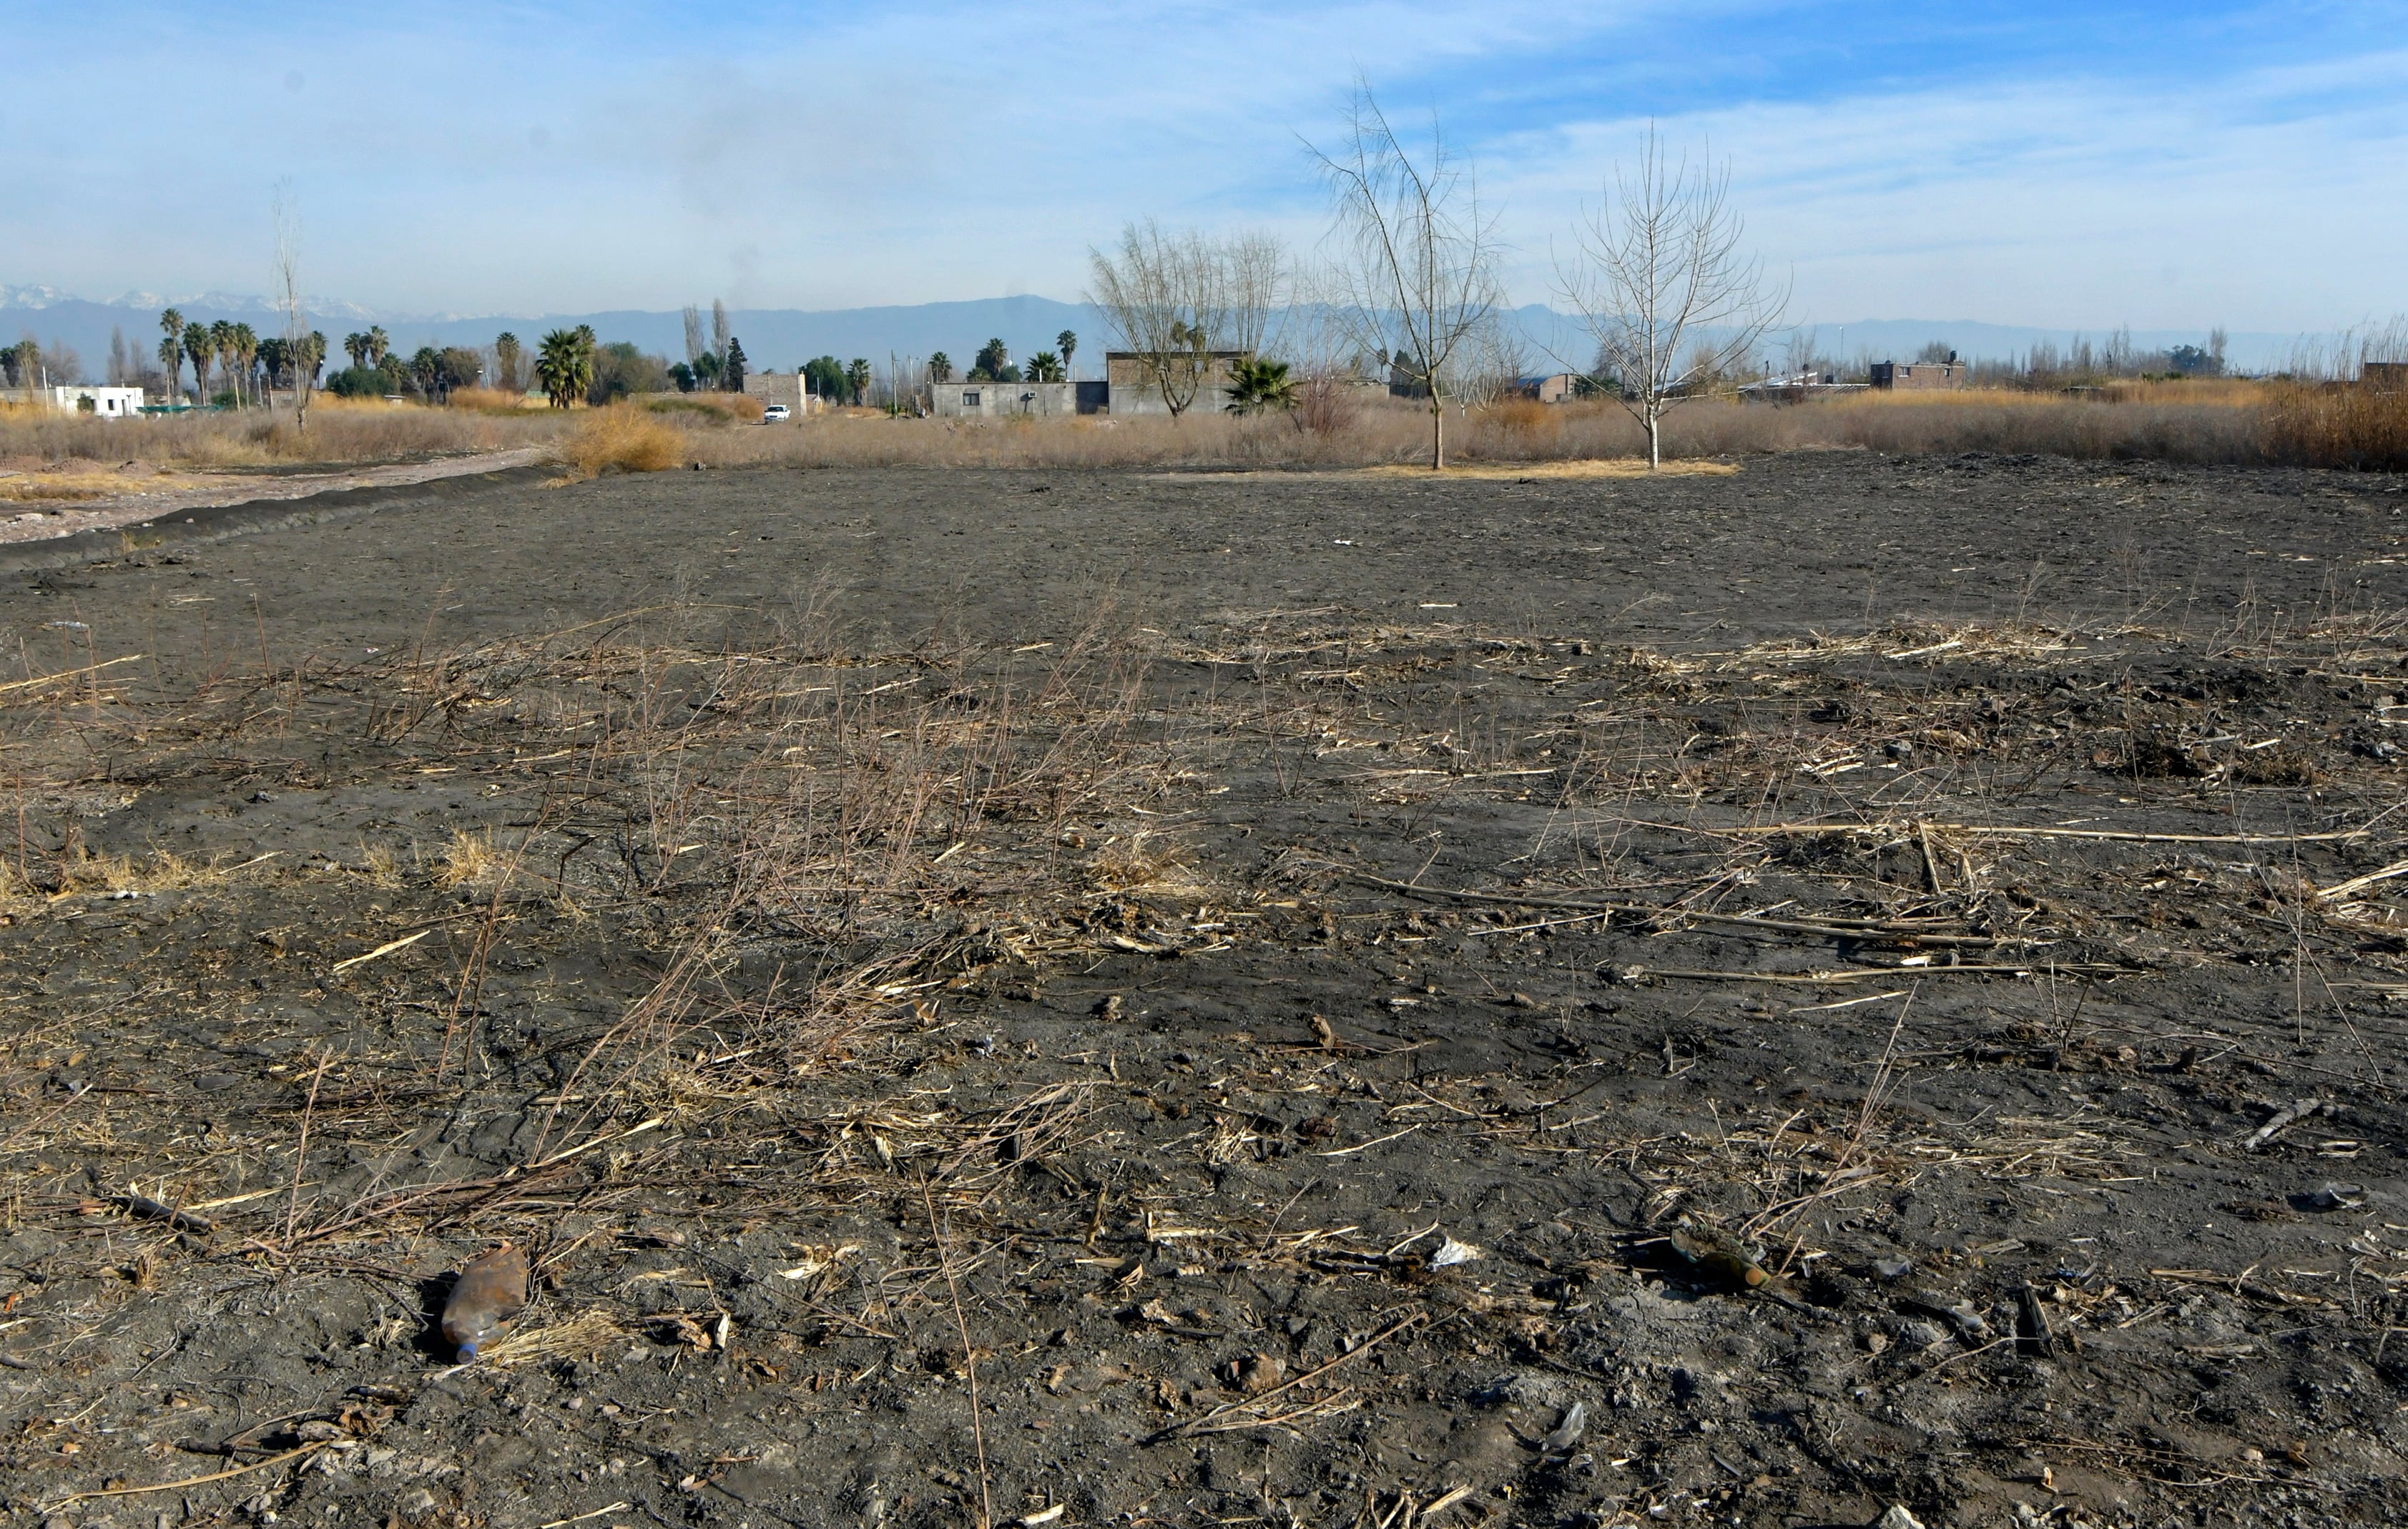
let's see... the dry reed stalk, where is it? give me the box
[920,1176,996,1529]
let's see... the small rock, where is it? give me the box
[398,1488,437,1521]
[1872,1508,1927,1529]
[1870,1257,1913,1281]
[1227,1351,1285,1395]
[2307,1181,2366,1211]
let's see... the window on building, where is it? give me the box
[962,390,980,406]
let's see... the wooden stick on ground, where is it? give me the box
[42,1440,332,1512]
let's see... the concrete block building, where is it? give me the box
[930,380,1086,418]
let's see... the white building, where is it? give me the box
[0,385,148,418]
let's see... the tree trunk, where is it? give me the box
[1430,390,1445,470]
[1646,404,1661,470]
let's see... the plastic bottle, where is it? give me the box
[441,1243,529,1361]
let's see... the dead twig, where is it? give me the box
[42,1440,333,1511]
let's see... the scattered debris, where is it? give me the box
[1430,1234,1482,1268]
[1538,1402,1587,1457]
[2244,1098,2326,1151]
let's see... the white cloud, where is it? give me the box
[4,4,2402,329]
[1479,48,2408,329]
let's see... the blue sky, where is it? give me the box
[6,1,2404,330]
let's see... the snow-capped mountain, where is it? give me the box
[1,285,378,320]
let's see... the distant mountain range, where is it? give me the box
[1,284,2301,378]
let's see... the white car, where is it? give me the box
[762,403,790,423]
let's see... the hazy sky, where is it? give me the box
[8,1,2404,329]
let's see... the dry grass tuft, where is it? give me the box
[53,850,230,897]
[436,829,503,888]
[557,405,688,481]
[444,387,544,416]
[643,392,763,422]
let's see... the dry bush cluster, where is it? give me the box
[0,394,572,471]
[2264,381,2408,471]
[6,381,2405,482]
[557,404,688,480]
[682,384,2397,473]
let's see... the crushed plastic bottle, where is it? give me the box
[441,1243,529,1362]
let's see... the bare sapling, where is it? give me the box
[273,180,314,436]
[1553,125,1784,468]
[1307,82,1502,469]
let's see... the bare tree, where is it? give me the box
[710,300,731,365]
[1307,83,1501,469]
[273,180,314,434]
[682,305,707,365]
[1223,231,1289,359]
[1553,126,1784,468]
[1448,317,1530,411]
[1086,220,1233,419]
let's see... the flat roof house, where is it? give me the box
[0,384,147,417]
[1868,357,1965,390]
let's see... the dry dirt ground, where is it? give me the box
[4,453,2408,1529]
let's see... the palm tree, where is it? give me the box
[343,332,369,370]
[845,358,871,405]
[1027,351,1065,382]
[1227,356,1297,415]
[534,328,594,408]
[493,332,522,393]
[928,351,953,384]
[231,323,259,405]
[204,322,233,404]
[185,324,216,403]
[365,326,390,368]
[157,310,185,398]
[1056,329,1076,379]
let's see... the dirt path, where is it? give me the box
[0,446,545,544]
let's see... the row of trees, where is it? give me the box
[152,309,326,406]
[920,330,1081,387]
[1088,88,1784,468]
[3,337,80,390]
[672,300,748,393]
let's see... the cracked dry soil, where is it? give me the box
[4,453,2408,1529]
